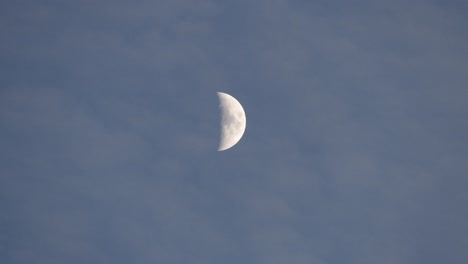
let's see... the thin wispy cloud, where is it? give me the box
[1,1,467,263]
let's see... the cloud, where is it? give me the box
[1,0,467,263]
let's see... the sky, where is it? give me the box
[1,0,467,263]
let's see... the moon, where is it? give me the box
[217,92,246,151]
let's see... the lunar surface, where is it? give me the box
[217,92,246,151]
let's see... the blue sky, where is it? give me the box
[1,1,467,263]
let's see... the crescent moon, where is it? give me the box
[217,92,246,151]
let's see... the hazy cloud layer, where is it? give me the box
[1,1,467,263]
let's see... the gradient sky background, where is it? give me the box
[1,1,467,263]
